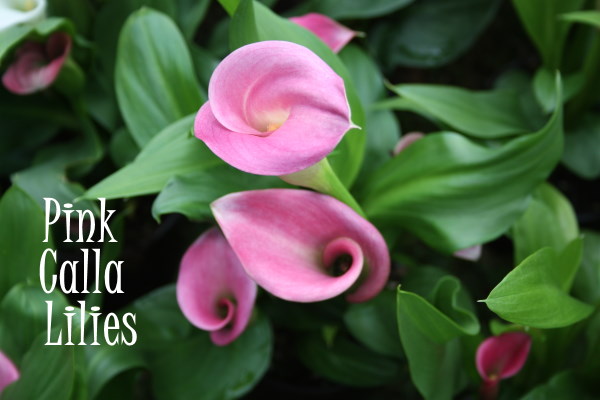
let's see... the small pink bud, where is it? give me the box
[392,132,424,156]
[0,351,19,394]
[2,32,71,95]
[176,228,257,346]
[454,245,482,262]
[289,13,357,53]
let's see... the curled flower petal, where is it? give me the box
[0,0,46,33]
[454,245,482,262]
[176,227,257,346]
[289,13,357,53]
[0,351,19,394]
[393,132,424,156]
[476,332,531,382]
[195,40,353,176]
[211,189,390,303]
[2,31,71,95]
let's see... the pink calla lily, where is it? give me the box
[195,40,354,176]
[0,351,19,394]
[211,189,390,303]
[176,227,257,346]
[2,31,71,95]
[289,13,357,53]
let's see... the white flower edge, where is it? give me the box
[0,0,46,33]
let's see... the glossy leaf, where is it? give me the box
[313,0,413,19]
[561,10,600,27]
[562,114,600,179]
[533,68,583,113]
[229,0,365,187]
[343,290,403,358]
[369,0,500,69]
[85,115,221,199]
[512,183,579,264]
[484,245,593,329]
[115,8,203,147]
[359,78,563,253]
[297,334,401,387]
[384,84,534,139]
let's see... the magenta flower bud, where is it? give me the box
[0,351,19,394]
[195,40,354,176]
[2,32,71,95]
[454,245,482,262]
[289,13,357,53]
[176,228,257,346]
[392,132,424,156]
[211,189,390,303]
[476,332,531,399]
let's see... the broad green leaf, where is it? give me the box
[343,290,403,358]
[297,334,401,387]
[85,115,221,199]
[533,68,583,113]
[313,0,413,19]
[573,231,600,304]
[108,128,139,168]
[115,8,203,147]
[397,283,471,400]
[512,183,579,264]
[385,84,534,139]
[1,331,76,400]
[369,0,500,69]
[521,370,596,400]
[562,114,600,179]
[0,18,74,65]
[0,187,53,299]
[484,246,593,329]
[560,10,600,28]
[0,284,68,362]
[359,78,563,253]
[152,166,282,221]
[512,0,584,69]
[229,0,365,187]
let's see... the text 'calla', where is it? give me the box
[176,228,257,346]
[0,351,19,394]
[211,189,390,303]
[289,13,357,53]
[2,31,71,95]
[195,40,353,176]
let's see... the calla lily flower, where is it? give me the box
[476,332,531,399]
[2,31,71,95]
[0,351,19,394]
[211,189,390,303]
[454,245,482,261]
[195,40,353,176]
[176,227,257,346]
[0,0,46,33]
[289,13,357,53]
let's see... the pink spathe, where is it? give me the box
[476,331,531,382]
[0,351,19,394]
[289,13,356,53]
[195,40,353,176]
[211,189,390,303]
[2,32,71,95]
[176,228,257,346]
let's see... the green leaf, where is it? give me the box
[369,0,500,69]
[1,332,76,400]
[313,0,413,19]
[343,290,403,358]
[384,84,534,139]
[521,370,597,400]
[359,77,563,253]
[218,0,240,15]
[297,334,401,387]
[152,165,282,221]
[397,281,472,400]
[512,0,584,69]
[573,231,600,305]
[562,114,600,180]
[560,10,600,27]
[0,284,69,362]
[229,0,365,187]
[512,183,579,264]
[484,245,593,329]
[85,115,221,199]
[533,68,583,113]
[115,8,203,147]
[0,187,53,299]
